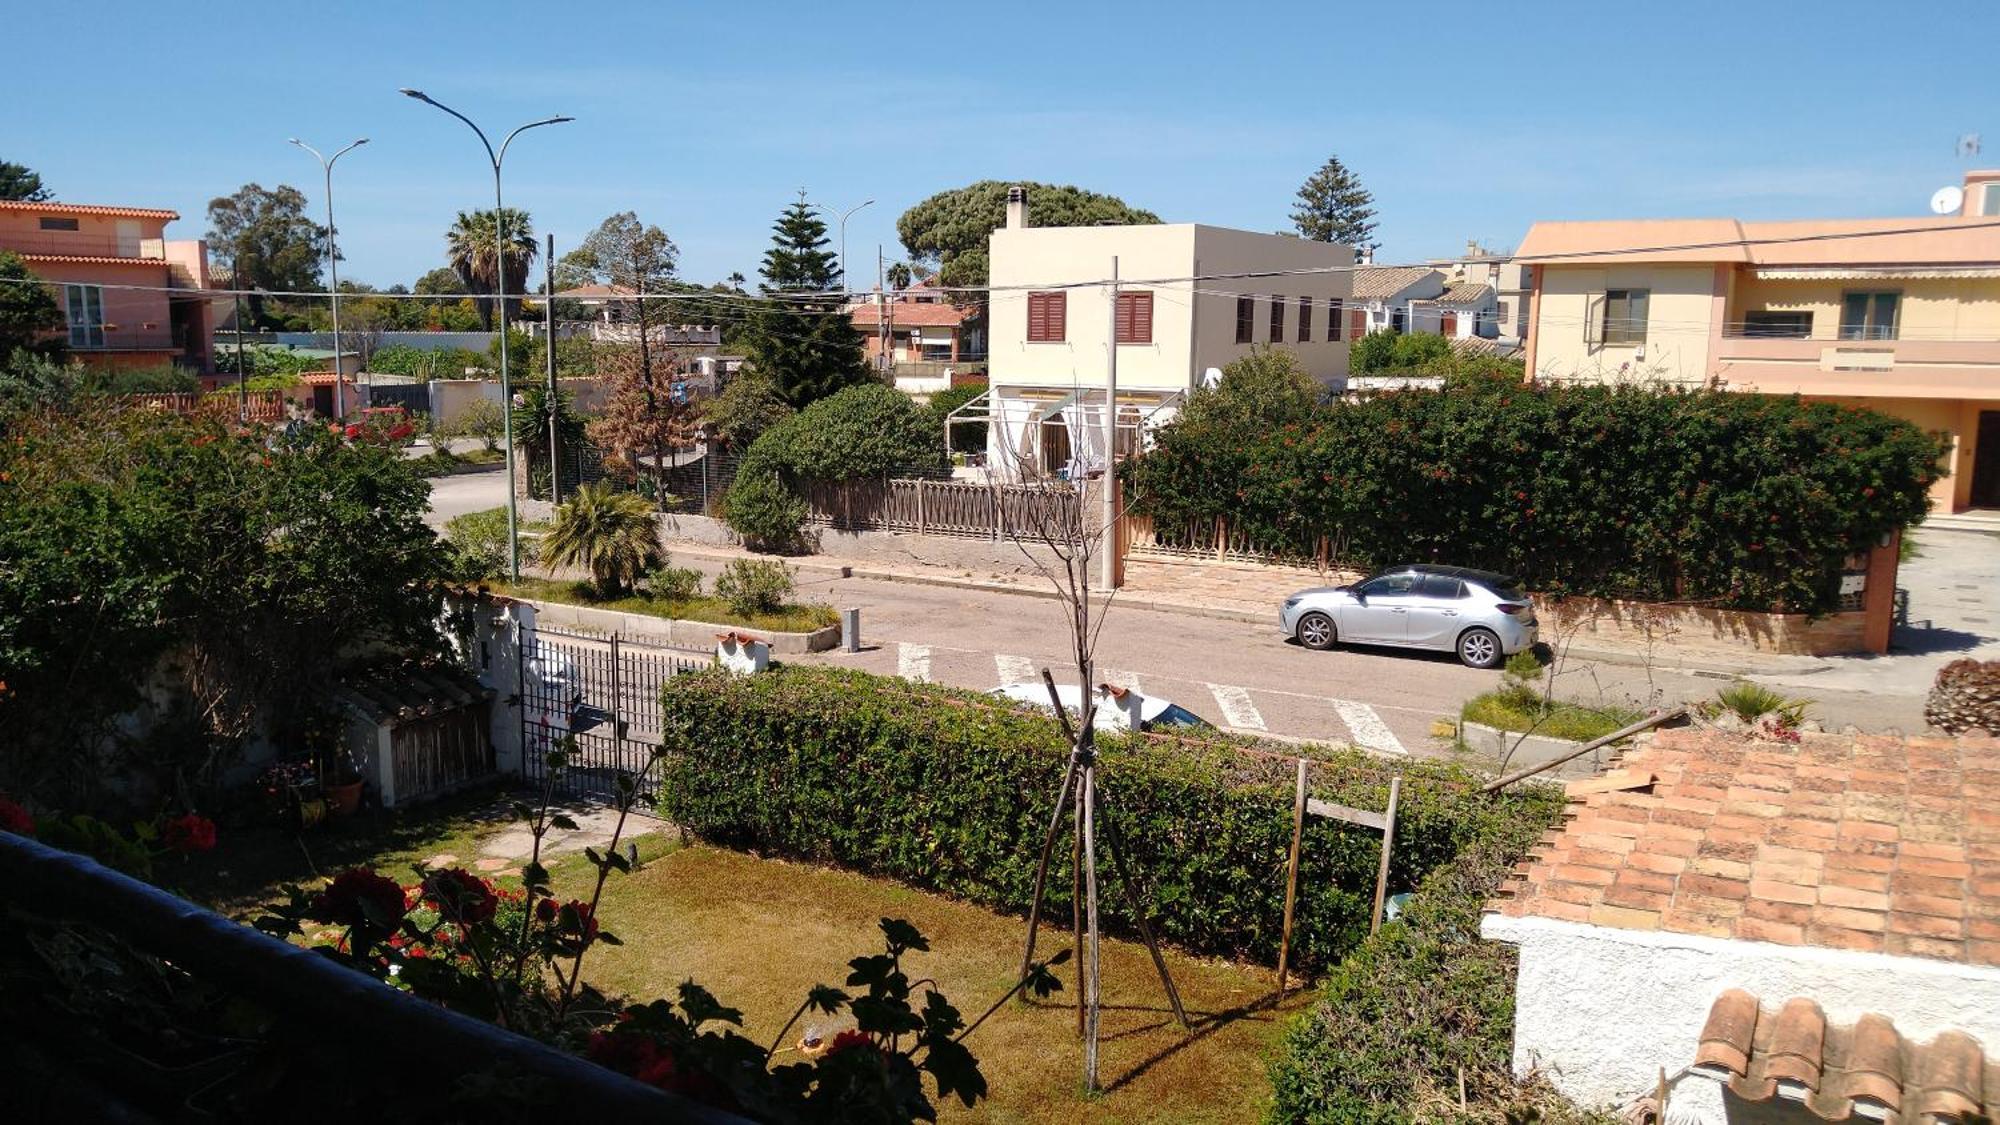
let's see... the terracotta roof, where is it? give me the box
[555,283,635,300]
[17,253,175,267]
[1488,727,2000,964]
[339,660,493,727]
[1426,282,1494,307]
[847,301,966,328]
[1348,265,1443,301]
[1450,335,1523,360]
[0,200,179,220]
[1517,216,2000,267]
[1694,989,1997,1120]
[298,371,351,385]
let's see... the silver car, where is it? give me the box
[1278,564,1538,669]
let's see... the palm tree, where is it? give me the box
[446,208,537,330]
[538,481,662,599]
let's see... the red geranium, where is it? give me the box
[422,867,498,925]
[308,867,409,931]
[551,899,599,946]
[825,1029,876,1057]
[0,795,33,837]
[162,813,217,853]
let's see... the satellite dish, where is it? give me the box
[1931,185,1965,215]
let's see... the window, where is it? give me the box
[39,216,80,232]
[1115,291,1153,344]
[1982,185,2000,217]
[1742,311,1813,339]
[1026,291,1066,342]
[1355,573,1418,598]
[1416,574,1466,599]
[1602,288,1649,345]
[65,284,104,348]
[1297,296,1312,342]
[1235,296,1255,344]
[1839,291,1899,341]
[1329,298,1345,342]
[1269,296,1285,343]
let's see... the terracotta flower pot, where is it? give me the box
[325,780,364,817]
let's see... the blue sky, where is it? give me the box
[10,0,1996,289]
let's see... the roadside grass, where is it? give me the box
[497,576,839,633]
[1460,690,1641,743]
[189,802,1300,1123]
[413,445,506,476]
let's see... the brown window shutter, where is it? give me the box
[1116,291,1153,344]
[1329,298,1345,342]
[1028,291,1065,342]
[1235,296,1254,344]
[1269,297,1285,343]
[1297,296,1312,343]
[1349,307,1366,339]
[1050,292,1066,341]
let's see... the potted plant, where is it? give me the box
[301,708,364,817]
[256,759,326,831]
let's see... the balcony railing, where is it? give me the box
[2,231,164,259]
[66,327,180,352]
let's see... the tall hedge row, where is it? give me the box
[1126,381,1945,613]
[658,665,1560,968]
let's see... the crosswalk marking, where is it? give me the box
[1100,667,1141,692]
[898,643,932,683]
[1333,699,1407,755]
[1207,683,1266,731]
[994,654,1039,686]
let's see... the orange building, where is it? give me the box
[0,199,216,373]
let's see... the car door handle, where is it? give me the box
[1442,610,1458,616]
[1391,608,1407,614]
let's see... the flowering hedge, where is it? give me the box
[1125,381,1945,613]
[658,665,1560,968]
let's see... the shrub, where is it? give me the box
[1460,692,1641,743]
[539,482,663,599]
[439,399,505,452]
[1389,330,1451,370]
[1266,810,1616,1124]
[712,558,793,616]
[721,469,808,550]
[1349,329,1400,374]
[925,382,987,453]
[1127,382,1945,614]
[646,564,704,602]
[444,507,512,580]
[658,665,1563,967]
[1716,681,1808,724]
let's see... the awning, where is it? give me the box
[1753,266,2000,280]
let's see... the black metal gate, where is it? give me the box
[364,382,431,417]
[518,625,709,810]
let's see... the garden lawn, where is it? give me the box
[192,800,1303,1124]
[496,576,838,633]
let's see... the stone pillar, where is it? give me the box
[1861,530,1899,655]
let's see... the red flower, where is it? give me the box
[162,813,217,853]
[308,867,409,931]
[536,897,558,924]
[0,795,33,837]
[825,1030,876,1057]
[422,867,498,925]
[557,900,599,944]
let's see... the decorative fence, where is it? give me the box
[519,625,710,808]
[1122,510,1342,569]
[800,476,1083,540]
[126,390,287,424]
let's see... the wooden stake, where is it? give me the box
[1082,764,1102,1092]
[1276,757,1308,993]
[1072,786,1084,1038]
[1370,776,1401,935]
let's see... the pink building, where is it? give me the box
[0,199,216,373]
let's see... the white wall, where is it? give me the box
[1482,914,2000,1114]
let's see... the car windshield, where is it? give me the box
[1147,705,1211,730]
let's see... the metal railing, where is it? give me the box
[801,475,1080,540]
[521,626,711,806]
[3,231,164,258]
[0,831,747,1121]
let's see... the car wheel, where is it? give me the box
[1457,627,1503,669]
[1296,612,1337,651]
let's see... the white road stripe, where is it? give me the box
[898,643,933,683]
[995,654,1039,686]
[1333,699,1407,755]
[1207,684,1266,731]
[1100,667,1141,692]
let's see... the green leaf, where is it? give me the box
[548,813,580,831]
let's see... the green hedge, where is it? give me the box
[658,665,1560,967]
[1127,380,1944,613]
[1265,800,1613,1124]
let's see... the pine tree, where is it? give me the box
[1291,155,1378,249]
[746,194,870,407]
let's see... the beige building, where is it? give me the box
[1519,170,2000,512]
[979,187,1354,478]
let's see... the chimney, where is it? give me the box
[1963,169,2000,216]
[1358,246,1375,266]
[1005,184,1029,230]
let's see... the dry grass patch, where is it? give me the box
[581,844,1307,1124]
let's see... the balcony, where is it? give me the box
[3,231,164,260]
[1714,327,2000,399]
[66,327,180,353]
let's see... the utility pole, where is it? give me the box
[233,289,248,423]
[877,246,890,378]
[1098,256,1120,592]
[289,137,367,420]
[544,232,560,505]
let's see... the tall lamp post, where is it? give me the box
[401,88,572,581]
[288,137,367,421]
[830,199,874,292]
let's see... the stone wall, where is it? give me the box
[1927,659,2000,734]
[1535,594,1869,658]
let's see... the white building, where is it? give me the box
[977,186,1355,480]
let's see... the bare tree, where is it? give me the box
[571,213,682,489]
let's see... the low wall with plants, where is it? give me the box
[657,665,1560,968]
[1126,377,1943,614]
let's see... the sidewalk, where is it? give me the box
[657,537,1834,677]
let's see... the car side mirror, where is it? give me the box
[1352,591,1366,604]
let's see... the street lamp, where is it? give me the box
[401,88,573,582]
[289,136,367,421]
[829,199,874,292]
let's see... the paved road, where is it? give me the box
[425,466,510,523]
